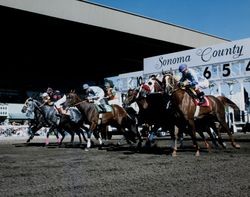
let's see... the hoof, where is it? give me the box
[57,138,61,144]
[172,151,177,157]
[87,141,91,148]
[195,151,200,157]
[45,139,49,146]
[233,143,240,149]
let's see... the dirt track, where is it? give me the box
[0,133,250,197]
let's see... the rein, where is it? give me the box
[75,100,87,106]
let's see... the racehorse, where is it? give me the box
[64,91,143,148]
[21,98,87,146]
[162,72,240,156]
[123,85,179,148]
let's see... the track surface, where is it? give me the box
[0,133,250,197]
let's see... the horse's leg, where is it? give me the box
[70,131,75,145]
[81,126,88,143]
[177,130,184,148]
[58,129,66,145]
[197,129,211,153]
[26,125,41,143]
[145,125,154,147]
[93,129,103,146]
[75,127,87,146]
[187,120,200,156]
[219,121,240,148]
[45,128,50,145]
[26,126,34,143]
[206,127,219,148]
[170,125,179,157]
[86,130,92,148]
[114,125,128,146]
[89,121,103,146]
[53,129,62,144]
[76,130,82,145]
[210,123,227,148]
[27,134,34,143]
[48,127,62,145]
[135,124,143,149]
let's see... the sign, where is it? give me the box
[144,38,250,75]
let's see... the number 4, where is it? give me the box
[246,60,250,71]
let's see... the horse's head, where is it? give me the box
[123,88,139,107]
[146,74,163,93]
[21,98,35,118]
[65,91,82,108]
[162,72,178,95]
[123,85,151,109]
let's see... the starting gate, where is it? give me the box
[144,38,250,132]
[105,38,250,132]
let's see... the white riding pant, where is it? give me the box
[54,94,66,108]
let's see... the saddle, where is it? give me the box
[95,104,113,113]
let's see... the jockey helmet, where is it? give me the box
[83,83,89,90]
[46,87,53,94]
[42,92,49,98]
[179,64,187,73]
[104,82,110,88]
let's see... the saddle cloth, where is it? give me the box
[193,97,209,107]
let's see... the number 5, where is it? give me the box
[222,63,230,77]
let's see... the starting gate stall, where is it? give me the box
[144,38,250,133]
[117,71,144,92]
[105,71,145,105]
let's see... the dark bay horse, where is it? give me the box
[64,92,142,148]
[21,98,86,146]
[123,86,179,149]
[163,72,240,156]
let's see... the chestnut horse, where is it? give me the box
[162,72,240,156]
[64,91,142,148]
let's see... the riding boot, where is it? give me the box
[99,104,106,113]
[197,92,205,104]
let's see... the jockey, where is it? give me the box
[82,83,106,111]
[104,82,119,105]
[178,64,206,104]
[42,87,69,116]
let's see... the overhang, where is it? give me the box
[0,0,228,47]
[0,0,228,97]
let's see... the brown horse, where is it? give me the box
[163,72,240,156]
[64,91,142,148]
[123,85,214,155]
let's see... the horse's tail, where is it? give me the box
[217,96,240,112]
